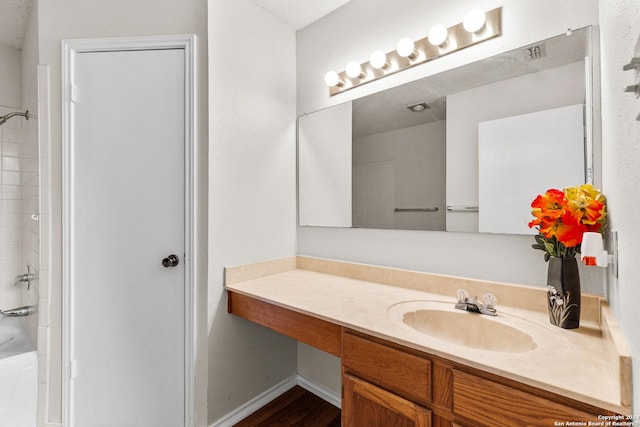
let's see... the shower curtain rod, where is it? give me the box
[0,110,29,126]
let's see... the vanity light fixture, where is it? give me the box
[325,7,502,96]
[428,24,448,47]
[581,231,618,277]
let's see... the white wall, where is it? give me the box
[0,45,21,109]
[208,0,298,424]
[297,342,341,395]
[599,0,640,412]
[296,0,602,398]
[37,0,209,424]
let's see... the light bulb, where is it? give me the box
[397,37,417,59]
[463,8,486,33]
[324,70,342,87]
[428,24,448,46]
[346,61,364,79]
[369,50,389,69]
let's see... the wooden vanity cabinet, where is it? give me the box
[342,329,615,427]
[227,292,621,427]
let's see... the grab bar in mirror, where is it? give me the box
[394,207,439,212]
[446,205,479,212]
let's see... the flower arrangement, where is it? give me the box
[528,184,607,261]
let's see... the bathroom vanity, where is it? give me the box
[225,257,632,426]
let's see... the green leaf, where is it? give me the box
[544,253,551,262]
[544,242,556,255]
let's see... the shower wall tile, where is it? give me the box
[1,213,21,227]
[0,241,20,256]
[1,199,20,214]
[2,171,21,185]
[1,127,20,144]
[2,142,20,157]
[0,106,23,311]
[2,184,21,199]
[2,156,20,171]
[0,227,21,242]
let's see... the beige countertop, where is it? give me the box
[225,256,632,414]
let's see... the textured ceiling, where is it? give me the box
[248,0,352,30]
[0,0,343,49]
[0,0,33,49]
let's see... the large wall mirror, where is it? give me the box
[298,26,597,235]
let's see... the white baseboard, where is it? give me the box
[296,375,341,409]
[209,376,297,427]
[209,375,341,427]
[45,423,63,427]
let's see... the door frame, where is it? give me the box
[61,35,196,427]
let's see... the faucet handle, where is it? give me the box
[481,293,497,309]
[455,289,469,304]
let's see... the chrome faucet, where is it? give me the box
[455,289,497,316]
[0,305,37,321]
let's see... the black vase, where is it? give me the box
[546,257,581,329]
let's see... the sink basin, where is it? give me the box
[391,301,537,353]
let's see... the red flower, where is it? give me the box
[554,211,587,247]
[529,184,607,259]
[529,189,566,235]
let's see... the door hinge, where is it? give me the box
[70,83,79,103]
[70,359,78,379]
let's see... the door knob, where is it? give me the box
[162,254,179,268]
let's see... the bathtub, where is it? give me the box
[0,317,37,427]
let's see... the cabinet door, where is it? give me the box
[343,374,432,427]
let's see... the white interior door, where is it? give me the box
[68,46,186,426]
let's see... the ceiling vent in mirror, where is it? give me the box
[406,102,429,112]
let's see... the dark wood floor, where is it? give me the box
[233,385,341,427]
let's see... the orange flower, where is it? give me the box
[529,184,607,259]
[554,211,587,247]
[529,189,566,228]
